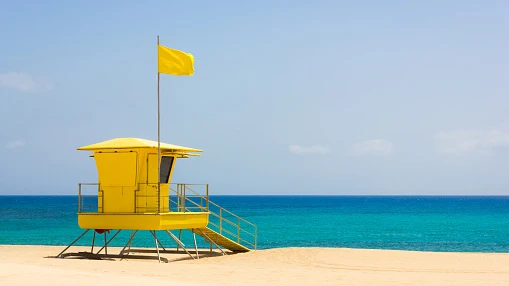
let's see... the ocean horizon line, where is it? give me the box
[1,194,509,197]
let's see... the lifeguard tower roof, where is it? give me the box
[77,137,202,154]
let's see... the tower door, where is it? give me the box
[146,154,174,212]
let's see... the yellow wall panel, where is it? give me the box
[95,152,138,187]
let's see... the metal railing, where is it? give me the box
[76,182,257,250]
[78,183,102,213]
[173,184,258,250]
[207,199,258,250]
[131,183,209,213]
[169,184,208,212]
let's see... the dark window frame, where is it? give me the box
[159,156,174,183]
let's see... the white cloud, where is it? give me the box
[434,128,509,155]
[0,72,52,93]
[351,139,393,156]
[289,145,329,154]
[6,140,25,149]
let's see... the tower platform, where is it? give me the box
[78,212,209,230]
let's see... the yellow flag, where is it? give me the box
[158,45,194,76]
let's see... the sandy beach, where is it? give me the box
[0,245,508,285]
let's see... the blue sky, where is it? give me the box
[1,1,508,195]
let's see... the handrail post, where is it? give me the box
[255,226,258,250]
[206,184,209,212]
[181,184,184,212]
[78,183,81,213]
[219,208,223,235]
[176,184,180,212]
[237,217,241,243]
[183,184,186,213]
[177,184,181,212]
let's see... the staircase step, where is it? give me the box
[193,227,250,252]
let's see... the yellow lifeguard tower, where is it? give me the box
[57,137,257,262]
[57,38,256,262]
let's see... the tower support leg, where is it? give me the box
[165,230,195,260]
[127,230,134,253]
[56,229,90,258]
[104,232,107,255]
[119,230,138,256]
[193,231,199,259]
[176,229,182,251]
[152,230,161,263]
[96,230,121,254]
[149,230,166,251]
[91,231,96,253]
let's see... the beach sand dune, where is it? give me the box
[1,245,508,285]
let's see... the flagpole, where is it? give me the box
[157,35,161,213]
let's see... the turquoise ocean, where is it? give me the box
[1,196,508,253]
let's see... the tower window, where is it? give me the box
[159,156,174,183]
